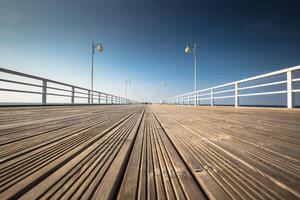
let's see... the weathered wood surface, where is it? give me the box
[0,105,299,199]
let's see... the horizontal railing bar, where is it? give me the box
[94,94,110,98]
[46,93,72,98]
[74,91,89,95]
[0,88,43,94]
[45,80,89,92]
[0,79,43,88]
[0,67,87,90]
[293,78,300,82]
[212,88,235,95]
[238,90,286,97]
[0,68,45,81]
[237,65,300,84]
[293,89,300,93]
[238,80,287,91]
[209,82,235,91]
[199,97,212,100]
[212,95,235,100]
[47,86,72,93]
[91,97,107,100]
[198,93,211,97]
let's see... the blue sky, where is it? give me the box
[0,0,300,103]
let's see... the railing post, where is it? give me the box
[88,90,91,104]
[194,92,197,106]
[71,86,75,104]
[210,89,214,106]
[287,71,294,108]
[105,94,108,104]
[188,94,190,105]
[42,80,47,105]
[98,92,101,104]
[235,83,240,107]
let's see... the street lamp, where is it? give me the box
[161,80,167,103]
[125,80,131,102]
[91,42,104,104]
[185,43,197,105]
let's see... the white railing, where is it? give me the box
[0,67,137,105]
[164,65,300,108]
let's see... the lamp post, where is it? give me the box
[125,80,131,104]
[91,42,104,104]
[161,80,167,103]
[125,80,131,102]
[185,43,197,105]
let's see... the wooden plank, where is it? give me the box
[117,113,145,199]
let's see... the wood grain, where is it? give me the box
[0,105,299,199]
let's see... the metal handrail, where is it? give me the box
[164,65,300,108]
[0,67,137,105]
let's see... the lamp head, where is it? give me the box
[97,44,104,52]
[185,45,191,54]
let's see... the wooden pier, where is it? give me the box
[0,105,299,199]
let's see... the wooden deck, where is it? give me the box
[0,105,299,199]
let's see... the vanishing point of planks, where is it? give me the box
[0,104,299,199]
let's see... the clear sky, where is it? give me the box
[1,0,300,103]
